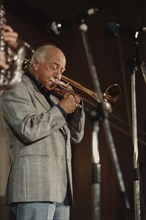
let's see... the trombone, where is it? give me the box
[23,58,121,113]
[52,75,121,113]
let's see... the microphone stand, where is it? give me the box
[131,31,146,220]
[79,22,130,219]
[89,110,101,220]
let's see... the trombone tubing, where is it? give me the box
[61,75,99,101]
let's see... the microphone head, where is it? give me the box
[45,21,61,37]
[105,22,135,37]
[105,22,120,36]
[51,21,61,35]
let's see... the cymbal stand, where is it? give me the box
[79,22,130,219]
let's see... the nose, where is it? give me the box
[53,72,62,81]
[53,65,65,81]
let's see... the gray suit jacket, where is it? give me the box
[1,74,85,205]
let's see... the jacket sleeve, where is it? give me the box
[1,82,67,143]
[67,107,85,144]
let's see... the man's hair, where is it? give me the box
[30,44,60,64]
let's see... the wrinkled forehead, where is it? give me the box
[45,47,66,67]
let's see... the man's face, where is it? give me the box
[33,48,66,90]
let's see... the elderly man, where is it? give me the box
[1,44,85,220]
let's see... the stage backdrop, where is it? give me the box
[0,1,146,219]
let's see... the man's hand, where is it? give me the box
[58,93,81,114]
[0,25,19,70]
[2,25,18,49]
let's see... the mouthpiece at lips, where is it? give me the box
[47,79,60,90]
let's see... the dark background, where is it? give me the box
[0,0,146,220]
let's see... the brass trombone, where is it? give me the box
[53,75,121,113]
[23,58,121,113]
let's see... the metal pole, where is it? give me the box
[79,23,130,216]
[131,32,142,220]
[91,116,101,220]
[131,70,141,220]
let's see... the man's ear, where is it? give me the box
[32,58,39,70]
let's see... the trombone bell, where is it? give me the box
[103,84,121,113]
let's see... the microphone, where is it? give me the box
[46,8,100,35]
[106,22,146,36]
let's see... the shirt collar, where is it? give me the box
[25,72,51,97]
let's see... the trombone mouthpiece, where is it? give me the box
[50,79,60,86]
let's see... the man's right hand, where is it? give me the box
[58,93,80,114]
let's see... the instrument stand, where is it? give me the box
[79,22,130,219]
[89,108,102,220]
[89,104,108,220]
[130,31,146,220]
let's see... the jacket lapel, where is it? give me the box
[23,74,50,110]
[34,91,50,110]
[23,74,68,136]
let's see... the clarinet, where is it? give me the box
[0,4,32,93]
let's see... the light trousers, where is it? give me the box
[11,202,70,220]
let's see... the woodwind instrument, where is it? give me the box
[0,4,33,93]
